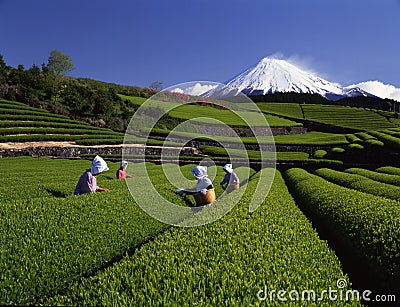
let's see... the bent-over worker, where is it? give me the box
[74,155,110,195]
[220,163,240,193]
[175,166,216,206]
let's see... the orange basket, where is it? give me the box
[193,188,216,206]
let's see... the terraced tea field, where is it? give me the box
[1,97,399,305]
[0,99,124,145]
[0,157,399,305]
[258,102,399,131]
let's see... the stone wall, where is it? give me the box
[0,145,197,158]
[190,122,307,137]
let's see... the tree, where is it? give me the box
[0,54,8,98]
[46,50,74,103]
[47,50,74,76]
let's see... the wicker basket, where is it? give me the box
[193,188,216,206]
[226,182,240,193]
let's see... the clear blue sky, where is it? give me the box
[1,0,399,88]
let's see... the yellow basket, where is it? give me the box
[193,188,216,206]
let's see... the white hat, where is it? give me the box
[191,166,208,179]
[223,164,233,173]
[90,155,109,175]
[120,160,128,167]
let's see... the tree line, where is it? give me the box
[0,51,158,131]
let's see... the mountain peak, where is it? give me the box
[225,56,344,98]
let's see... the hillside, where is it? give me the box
[0,99,124,145]
[0,54,158,131]
[257,102,399,131]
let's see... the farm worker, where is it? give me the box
[116,160,133,179]
[74,155,110,195]
[219,163,240,193]
[175,166,216,206]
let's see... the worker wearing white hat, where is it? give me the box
[175,166,216,206]
[116,160,133,179]
[220,164,240,193]
[74,155,110,195]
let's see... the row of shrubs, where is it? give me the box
[47,169,354,306]
[0,128,122,136]
[0,134,124,144]
[314,129,400,160]
[0,114,89,124]
[285,168,400,294]
[0,107,70,119]
[315,168,400,201]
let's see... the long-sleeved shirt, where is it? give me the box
[74,170,98,195]
[116,169,127,179]
[220,172,239,185]
[195,177,213,194]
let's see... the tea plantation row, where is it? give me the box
[47,169,359,306]
[0,158,184,305]
[285,168,400,294]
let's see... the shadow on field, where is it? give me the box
[45,188,68,198]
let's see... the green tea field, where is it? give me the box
[0,156,399,305]
[0,97,400,305]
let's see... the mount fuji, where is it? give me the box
[217,57,378,100]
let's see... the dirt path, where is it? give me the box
[0,141,194,150]
[0,141,78,150]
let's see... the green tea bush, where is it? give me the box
[47,170,356,306]
[313,150,327,159]
[301,105,396,130]
[0,114,88,124]
[368,131,400,150]
[354,132,376,140]
[315,168,400,201]
[0,158,188,305]
[285,168,400,291]
[345,134,362,143]
[345,168,400,187]
[0,108,69,118]
[0,120,94,129]
[364,139,384,147]
[348,143,364,150]
[376,166,400,176]
[0,128,121,136]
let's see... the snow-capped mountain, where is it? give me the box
[345,81,400,101]
[225,57,343,98]
[220,57,378,100]
[342,86,380,99]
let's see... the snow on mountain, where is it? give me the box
[225,57,344,98]
[202,57,398,101]
[342,86,380,99]
[345,81,400,101]
[215,57,385,100]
